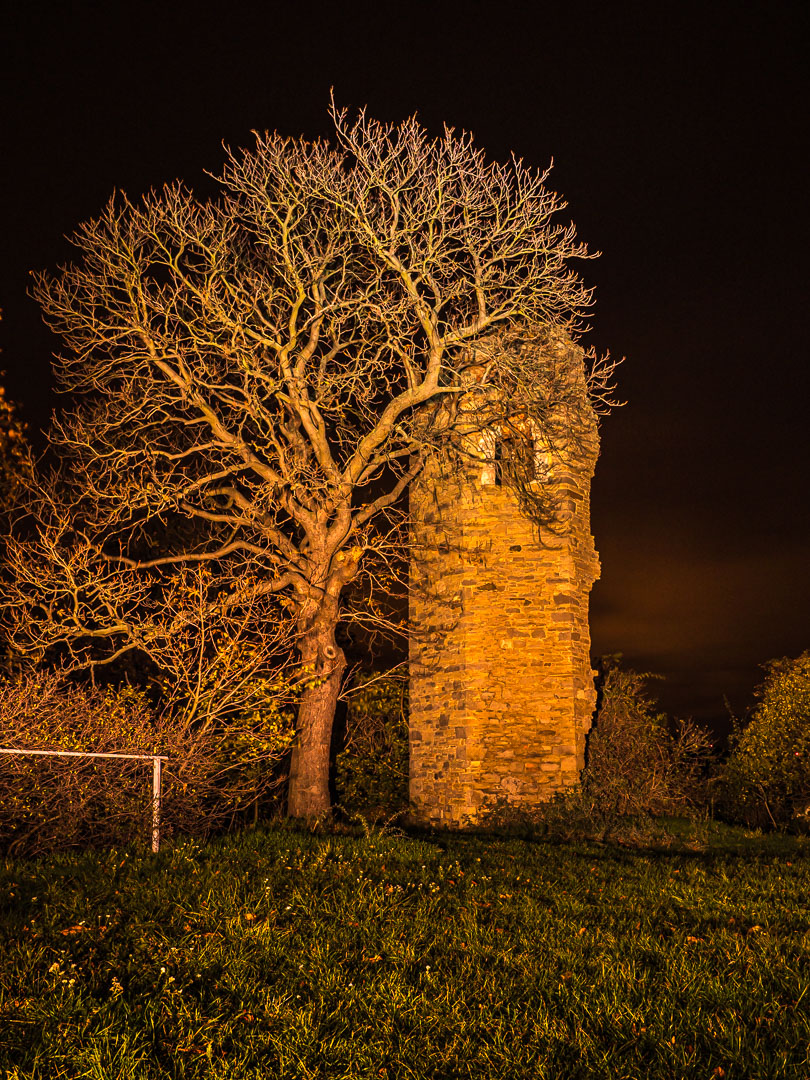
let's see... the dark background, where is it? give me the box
[1,1,807,738]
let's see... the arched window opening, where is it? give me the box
[479,416,561,490]
[480,428,539,487]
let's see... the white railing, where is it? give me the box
[0,748,169,852]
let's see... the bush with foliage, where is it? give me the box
[0,669,296,854]
[719,650,810,828]
[0,314,34,536]
[584,660,713,817]
[335,672,409,821]
[0,383,31,516]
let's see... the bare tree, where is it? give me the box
[6,102,616,819]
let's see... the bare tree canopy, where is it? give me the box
[5,102,616,819]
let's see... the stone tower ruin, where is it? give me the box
[408,333,600,826]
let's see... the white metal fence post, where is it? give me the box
[152,755,163,853]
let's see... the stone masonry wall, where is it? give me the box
[408,357,600,826]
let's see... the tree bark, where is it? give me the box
[286,617,346,820]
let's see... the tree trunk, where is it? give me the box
[287,550,361,821]
[287,621,346,820]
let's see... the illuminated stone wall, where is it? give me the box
[408,341,600,826]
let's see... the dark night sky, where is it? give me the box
[1,1,808,736]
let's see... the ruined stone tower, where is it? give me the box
[408,333,600,826]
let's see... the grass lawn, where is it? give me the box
[1,821,809,1079]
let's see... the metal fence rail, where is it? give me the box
[0,748,169,852]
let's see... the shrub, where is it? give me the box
[335,672,409,821]
[719,650,810,828]
[583,660,713,818]
[0,376,32,521]
[0,669,295,854]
